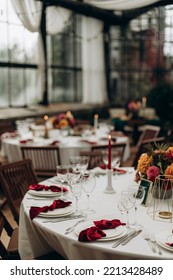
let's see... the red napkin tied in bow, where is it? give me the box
[93,219,126,230]
[78,226,106,242]
[78,219,126,242]
[29,184,68,193]
[29,199,72,220]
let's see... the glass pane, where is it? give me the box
[0,68,9,107]
[0,23,8,61]
[25,69,40,105]
[10,68,25,106]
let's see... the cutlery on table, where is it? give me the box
[149,233,162,255]
[112,230,136,248]
[121,229,142,245]
[143,232,156,253]
[65,218,85,234]
[42,214,83,223]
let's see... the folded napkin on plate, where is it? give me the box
[78,218,126,242]
[19,139,33,144]
[100,164,126,174]
[29,199,72,220]
[78,226,106,242]
[29,184,68,192]
[93,219,126,230]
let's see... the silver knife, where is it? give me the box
[121,229,142,245]
[112,230,136,248]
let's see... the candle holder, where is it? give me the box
[104,169,116,194]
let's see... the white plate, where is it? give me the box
[156,230,173,252]
[38,205,74,218]
[75,220,127,241]
[28,189,63,197]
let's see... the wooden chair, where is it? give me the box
[91,143,126,166]
[0,159,38,224]
[0,209,20,260]
[136,125,161,149]
[132,137,166,168]
[80,143,126,169]
[21,146,61,180]
[0,209,65,260]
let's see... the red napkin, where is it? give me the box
[78,219,126,242]
[78,226,106,242]
[49,140,60,146]
[29,184,68,193]
[100,164,126,174]
[93,219,126,230]
[165,243,173,247]
[29,199,72,220]
[19,139,33,144]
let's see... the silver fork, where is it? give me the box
[65,218,85,234]
[143,232,156,253]
[149,233,162,255]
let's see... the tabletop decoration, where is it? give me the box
[51,111,75,130]
[127,99,141,120]
[93,114,99,131]
[93,218,126,229]
[29,184,68,192]
[43,115,49,139]
[29,199,72,220]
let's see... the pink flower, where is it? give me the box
[146,166,160,182]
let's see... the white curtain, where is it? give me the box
[85,0,160,10]
[82,17,108,104]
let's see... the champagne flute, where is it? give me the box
[56,165,69,198]
[69,156,89,175]
[128,185,145,229]
[82,172,96,215]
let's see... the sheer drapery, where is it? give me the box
[82,17,107,104]
[85,0,160,10]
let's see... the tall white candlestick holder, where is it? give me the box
[104,169,116,194]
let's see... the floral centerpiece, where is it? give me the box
[51,111,75,129]
[135,143,173,183]
[127,99,141,119]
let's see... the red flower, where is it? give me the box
[146,166,160,182]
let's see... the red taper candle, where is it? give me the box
[108,134,112,170]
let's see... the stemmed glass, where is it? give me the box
[56,165,69,198]
[128,185,145,229]
[69,156,89,175]
[82,172,96,215]
[102,150,121,174]
[120,190,134,228]
[66,165,82,214]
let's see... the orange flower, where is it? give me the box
[59,119,69,128]
[137,153,152,174]
[164,163,173,176]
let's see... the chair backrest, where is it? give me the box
[21,145,61,178]
[132,137,166,168]
[80,151,103,169]
[0,159,38,224]
[0,209,20,260]
[80,142,126,169]
[136,125,161,148]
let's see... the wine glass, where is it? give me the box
[120,190,134,228]
[82,172,96,216]
[69,156,89,175]
[128,185,145,229]
[117,198,125,223]
[56,165,69,198]
[66,165,82,213]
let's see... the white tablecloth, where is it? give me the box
[1,133,130,164]
[19,168,173,260]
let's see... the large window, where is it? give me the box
[0,0,82,108]
[109,5,173,106]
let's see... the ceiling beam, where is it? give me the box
[37,0,125,25]
[37,0,173,26]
